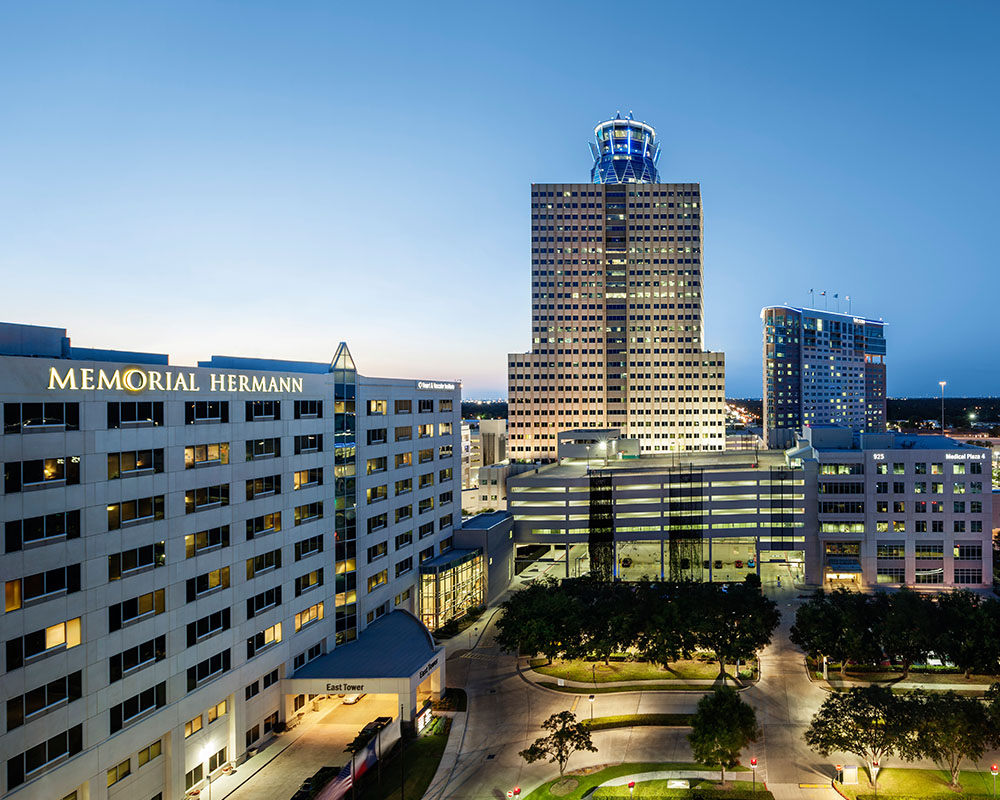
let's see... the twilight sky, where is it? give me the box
[1,1,997,398]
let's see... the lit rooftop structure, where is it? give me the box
[589,111,660,184]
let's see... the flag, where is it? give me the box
[833,293,838,299]
[820,291,826,296]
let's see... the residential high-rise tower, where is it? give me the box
[762,305,887,448]
[507,114,727,461]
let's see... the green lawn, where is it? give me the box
[593,778,771,798]
[530,656,756,683]
[523,762,756,800]
[355,717,451,800]
[835,766,1000,799]
[540,681,737,694]
[582,713,691,730]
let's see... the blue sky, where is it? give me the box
[1,1,997,397]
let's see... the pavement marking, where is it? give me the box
[798,784,828,788]
[570,696,579,713]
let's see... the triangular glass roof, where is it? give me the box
[330,341,355,373]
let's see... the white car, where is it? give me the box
[342,693,366,705]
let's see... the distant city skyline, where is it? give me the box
[1,1,997,397]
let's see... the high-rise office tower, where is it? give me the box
[762,305,887,448]
[507,114,727,461]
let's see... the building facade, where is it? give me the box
[507,449,813,585]
[505,428,991,591]
[791,426,993,588]
[0,322,458,800]
[507,114,726,461]
[762,305,887,448]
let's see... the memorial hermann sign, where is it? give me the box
[47,366,304,394]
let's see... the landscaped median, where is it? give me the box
[582,713,691,730]
[522,762,771,799]
[528,656,756,693]
[832,767,1000,799]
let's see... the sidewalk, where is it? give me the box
[422,711,468,800]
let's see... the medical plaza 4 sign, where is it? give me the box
[47,366,305,394]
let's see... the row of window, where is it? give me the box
[365,398,452,415]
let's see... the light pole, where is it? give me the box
[750,757,757,797]
[586,445,591,471]
[588,694,594,721]
[992,763,998,798]
[872,759,880,800]
[628,780,635,799]
[939,380,947,432]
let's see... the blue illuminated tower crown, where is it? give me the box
[588,111,660,184]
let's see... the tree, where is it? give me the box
[688,686,760,783]
[791,589,883,675]
[494,580,583,664]
[805,685,913,792]
[910,691,991,789]
[695,583,780,677]
[936,591,999,678]
[572,579,638,665]
[879,589,935,680]
[518,711,597,776]
[635,581,697,669]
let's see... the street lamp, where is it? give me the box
[750,757,757,797]
[939,381,947,432]
[588,694,595,721]
[991,763,997,798]
[628,780,635,799]
[585,445,591,471]
[872,759,880,800]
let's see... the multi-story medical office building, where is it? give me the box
[791,425,993,588]
[506,426,991,591]
[762,305,887,448]
[507,113,726,461]
[0,322,459,800]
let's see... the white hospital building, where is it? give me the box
[0,321,463,800]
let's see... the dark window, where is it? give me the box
[184,484,230,513]
[184,401,228,424]
[4,402,79,434]
[246,587,282,619]
[186,650,231,691]
[186,609,231,646]
[6,671,82,730]
[109,682,167,733]
[108,401,163,428]
[109,542,165,580]
[109,636,166,682]
[246,400,281,421]
[6,723,83,788]
[294,434,323,454]
[5,510,81,552]
[294,400,322,419]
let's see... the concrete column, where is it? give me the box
[430,662,444,701]
[165,724,186,800]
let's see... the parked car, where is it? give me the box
[342,693,366,704]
